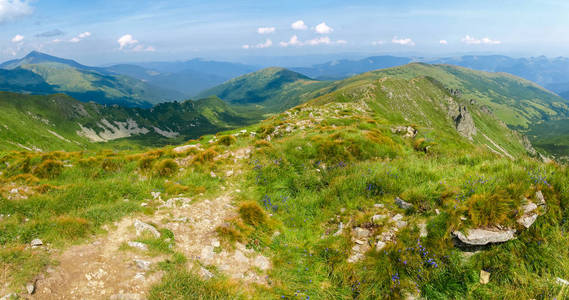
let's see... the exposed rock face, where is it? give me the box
[521,135,537,156]
[517,201,539,229]
[172,144,201,154]
[453,228,516,246]
[447,98,477,139]
[480,270,490,284]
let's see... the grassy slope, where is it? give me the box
[2,73,569,299]
[0,92,252,152]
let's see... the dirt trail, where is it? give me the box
[29,147,269,299]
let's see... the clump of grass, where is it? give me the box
[101,158,123,172]
[165,181,189,195]
[254,140,272,148]
[192,149,218,164]
[32,159,63,179]
[155,159,178,177]
[216,135,237,146]
[78,156,99,168]
[9,173,40,184]
[138,156,155,171]
[239,201,268,226]
[53,216,91,239]
[414,138,434,153]
[216,223,245,243]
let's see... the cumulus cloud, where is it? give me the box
[257,27,275,34]
[35,29,64,38]
[440,40,448,45]
[291,20,307,30]
[392,37,415,46]
[371,40,385,46]
[279,35,301,47]
[306,36,331,45]
[11,34,23,43]
[243,39,273,49]
[462,35,501,45]
[314,22,333,34]
[0,0,33,23]
[117,34,155,51]
[70,31,91,43]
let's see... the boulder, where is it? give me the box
[536,191,546,205]
[517,201,539,229]
[395,197,413,210]
[353,227,371,239]
[172,144,201,154]
[375,240,387,251]
[371,214,387,223]
[199,267,214,280]
[453,228,516,246]
[134,220,161,238]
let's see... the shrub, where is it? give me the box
[238,201,268,226]
[32,159,63,179]
[217,135,237,146]
[101,158,123,172]
[155,159,178,177]
[138,156,155,171]
[192,149,217,164]
[78,157,99,168]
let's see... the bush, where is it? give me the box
[101,158,123,172]
[32,159,63,179]
[155,159,178,177]
[192,149,217,164]
[138,156,155,171]
[217,135,237,146]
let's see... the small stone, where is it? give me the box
[556,277,569,286]
[333,222,344,236]
[374,203,384,208]
[353,227,371,239]
[127,241,148,251]
[435,209,440,215]
[134,273,145,281]
[392,214,404,221]
[536,191,546,205]
[0,293,18,300]
[211,239,221,247]
[480,270,490,284]
[225,170,234,177]
[134,220,161,238]
[371,214,387,223]
[133,259,151,271]
[453,228,516,246]
[375,240,386,251]
[30,239,43,248]
[26,280,36,294]
[395,197,413,210]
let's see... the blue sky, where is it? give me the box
[0,0,568,65]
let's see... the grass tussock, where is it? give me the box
[32,159,63,179]
[154,159,178,177]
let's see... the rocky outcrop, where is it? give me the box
[453,228,517,246]
[391,126,417,138]
[395,197,413,210]
[447,98,477,140]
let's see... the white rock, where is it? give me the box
[30,239,43,247]
[418,223,428,238]
[392,214,404,222]
[127,241,148,251]
[211,239,221,247]
[134,220,161,238]
[395,197,413,209]
[233,250,249,264]
[133,259,151,271]
[536,191,546,205]
[26,281,36,294]
[0,294,18,300]
[556,277,569,286]
[518,214,538,229]
[172,144,201,154]
[134,273,145,281]
[371,214,387,223]
[110,293,144,300]
[453,228,516,246]
[353,227,371,239]
[374,203,384,208]
[376,240,387,251]
[480,270,490,284]
[225,170,234,177]
[333,222,344,236]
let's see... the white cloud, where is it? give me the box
[336,40,347,45]
[70,31,91,43]
[243,39,273,49]
[280,35,301,47]
[0,0,33,23]
[306,36,331,46]
[117,34,155,51]
[314,22,333,34]
[392,37,415,46]
[257,27,275,34]
[440,40,448,45]
[461,35,501,45]
[372,40,385,46]
[118,34,138,49]
[11,34,23,43]
[291,20,307,30]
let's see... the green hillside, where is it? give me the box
[0,52,185,107]
[2,67,569,299]
[198,67,330,114]
[0,92,251,152]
